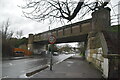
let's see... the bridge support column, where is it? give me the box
[92,7,111,31]
[86,32,99,62]
[86,8,113,78]
[86,7,111,62]
[28,34,34,52]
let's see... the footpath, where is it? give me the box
[30,55,102,78]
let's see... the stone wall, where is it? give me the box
[85,32,109,78]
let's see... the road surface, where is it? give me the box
[1,54,74,78]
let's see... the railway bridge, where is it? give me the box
[27,7,120,78]
[28,7,110,52]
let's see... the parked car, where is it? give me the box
[41,51,47,56]
[53,52,59,56]
[65,51,69,54]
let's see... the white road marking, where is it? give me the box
[2,75,8,78]
[9,63,13,66]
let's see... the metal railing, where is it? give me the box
[111,14,120,26]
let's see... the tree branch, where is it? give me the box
[69,1,84,21]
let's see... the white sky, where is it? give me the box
[0,0,119,47]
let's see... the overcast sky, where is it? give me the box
[0,0,119,47]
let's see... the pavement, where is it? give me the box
[25,54,75,77]
[30,55,102,78]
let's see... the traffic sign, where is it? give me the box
[48,35,56,44]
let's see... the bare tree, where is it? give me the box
[1,19,14,40]
[20,0,110,23]
[62,44,72,52]
[0,19,14,57]
[16,30,23,39]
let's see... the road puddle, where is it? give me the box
[66,61,74,64]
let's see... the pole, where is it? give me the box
[49,26,50,31]
[49,26,53,71]
[50,44,53,71]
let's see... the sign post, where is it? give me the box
[48,35,56,71]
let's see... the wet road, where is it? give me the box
[1,54,74,78]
